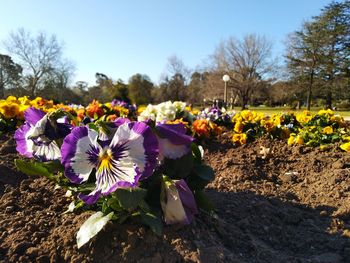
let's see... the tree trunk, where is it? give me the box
[325,90,332,109]
[306,71,314,111]
[241,95,249,110]
[0,84,4,99]
[30,78,37,98]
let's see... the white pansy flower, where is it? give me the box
[173,101,186,112]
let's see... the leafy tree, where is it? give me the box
[0,54,22,98]
[112,79,130,103]
[316,1,350,108]
[128,74,154,105]
[286,1,350,109]
[187,72,204,105]
[286,22,324,110]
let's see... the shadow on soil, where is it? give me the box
[202,189,350,263]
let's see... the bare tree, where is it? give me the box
[210,34,275,109]
[3,28,67,97]
[159,55,191,101]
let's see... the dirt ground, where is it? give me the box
[1,131,350,263]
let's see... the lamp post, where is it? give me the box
[222,74,230,104]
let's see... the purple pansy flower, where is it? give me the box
[155,123,194,160]
[61,121,159,204]
[161,178,198,225]
[14,107,71,161]
[98,118,130,142]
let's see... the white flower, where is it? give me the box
[137,101,188,123]
[138,104,158,122]
[156,101,176,122]
[173,101,186,112]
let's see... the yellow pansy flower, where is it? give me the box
[6,96,18,103]
[137,105,147,114]
[322,126,333,134]
[295,134,303,145]
[340,142,350,152]
[232,133,247,145]
[287,134,295,145]
[0,102,20,119]
[234,121,244,133]
[318,109,334,116]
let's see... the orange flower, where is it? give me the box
[76,108,86,121]
[106,114,117,122]
[192,119,209,137]
[167,118,189,126]
[86,100,104,119]
[112,106,129,117]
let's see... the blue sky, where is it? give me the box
[0,0,332,85]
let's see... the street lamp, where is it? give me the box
[222,74,230,104]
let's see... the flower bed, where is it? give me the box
[8,98,215,248]
[1,96,350,262]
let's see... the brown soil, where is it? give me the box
[1,131,350,263]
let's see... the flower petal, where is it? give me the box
[24,107,45,126]
[111,122,158,180]
[14,123,34,158]
[98,118,131,142]
[61,126,100,184]
[156,123,194,160]
[156,123,193,145]
[158,137,189,160]
[33,140,61,161]
[175,179,198,224]
[161,179,198,225]
[79,190,102,205]
[161,181,187,225]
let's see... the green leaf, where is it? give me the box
[15,159,55,180]
[140,211,163,236]
[75,183,96,193]
[194,190,215,212]
[191,143,202,163]
[117,214,129,224]
[107,198,123,212]
[88,123,99,132]
[194,163,215,182]
[331,134,340,141]
[115,187,147,210]
[139,199,151,212]
[187,174,208,190]
[164,152,194,179]
[41,160,65,173]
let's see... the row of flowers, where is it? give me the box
[3,95,350,147]
[14,105,215,248]
[3,96,350,150]
[0,96,226,139]
[231,109,350,152]
[0,96,137,134]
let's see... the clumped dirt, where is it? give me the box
[1,131,350,262]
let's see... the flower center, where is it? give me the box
[98,148,113,171]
